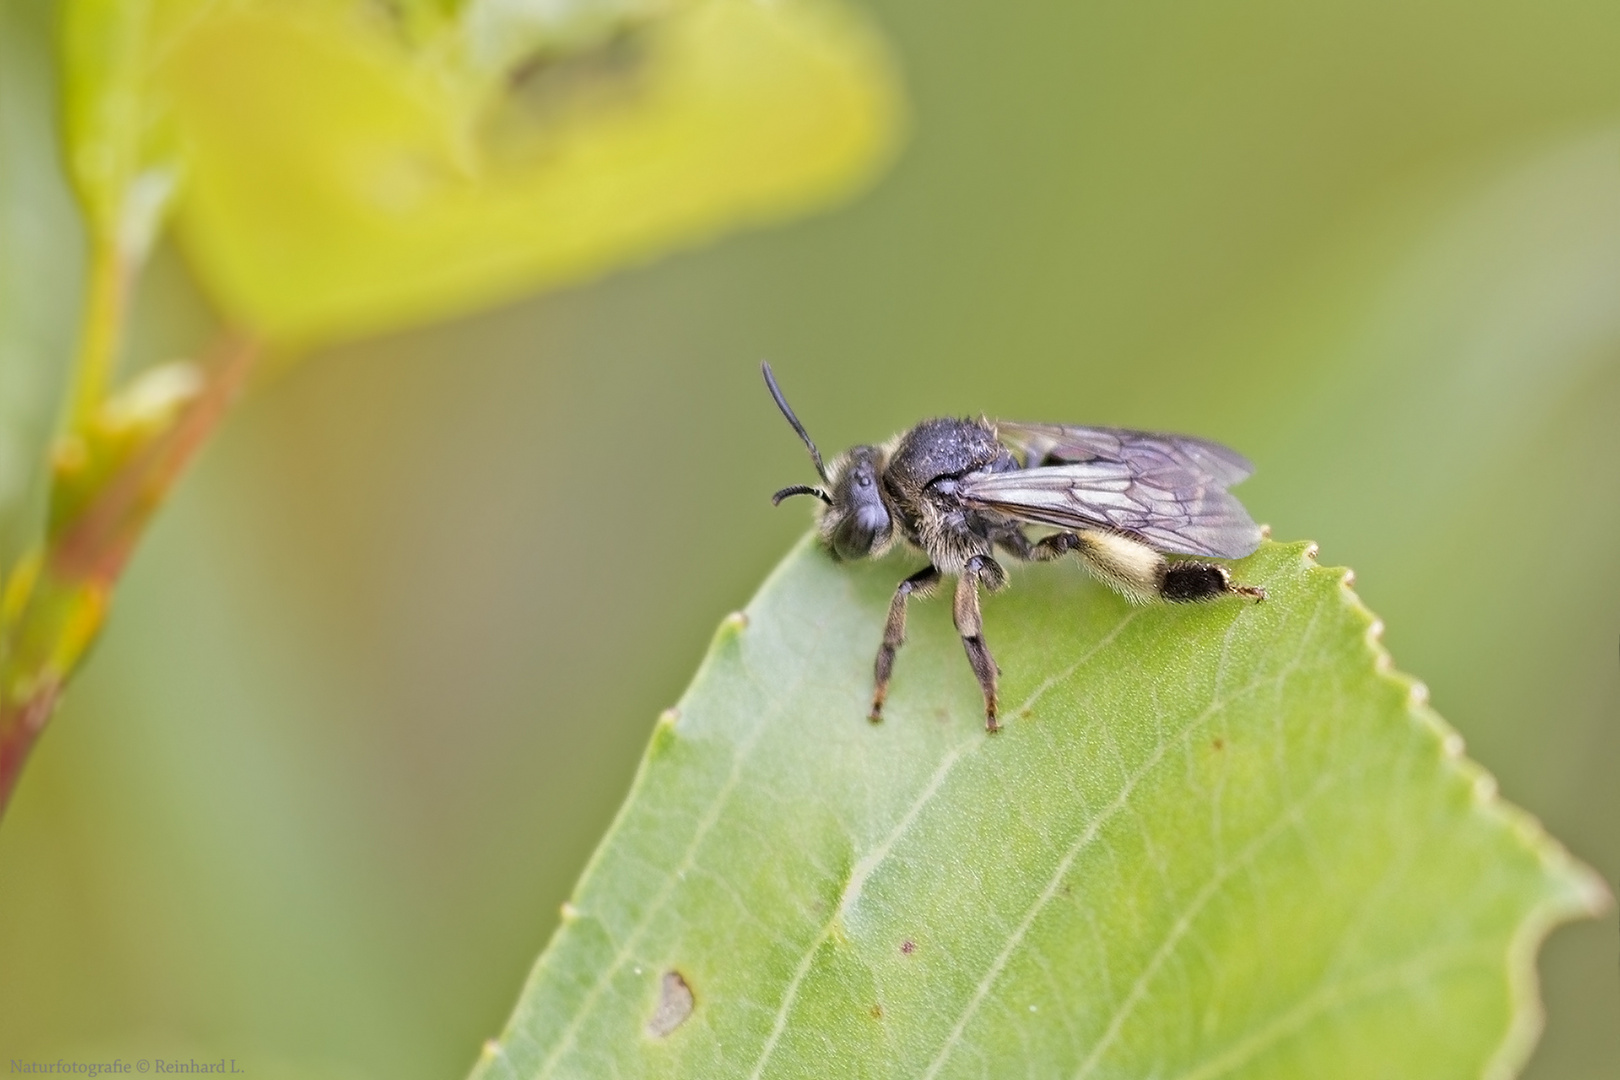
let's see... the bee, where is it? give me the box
[763,362,1265,733]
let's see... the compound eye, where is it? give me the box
[832,501,891,560]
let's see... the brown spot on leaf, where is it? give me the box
[645,971,694,1038]
[900,939,916,955]
[869,1003,884,1020]
[1212,737,1224,751]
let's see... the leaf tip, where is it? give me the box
[1250,539,1614,1080]
[1310,536,1616,1080]
[1484,843,1614,1080]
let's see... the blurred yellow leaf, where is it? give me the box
[151,0,901,346]
[57,0,183,250]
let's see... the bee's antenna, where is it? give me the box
[761,361,829,483]
[772,484,833,506]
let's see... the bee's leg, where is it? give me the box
[995,527,1037,561]
[1058,529,1264,604]
[955,555,1006,734]
[871,565,941,723]
[1161,561,1266,602]
[1026,530,1081,562]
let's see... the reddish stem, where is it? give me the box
[0,334,258,818]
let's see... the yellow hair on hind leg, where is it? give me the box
[1075,530,1166,604]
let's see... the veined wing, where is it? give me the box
[965,425,1262,558]
[996,421,1255,486]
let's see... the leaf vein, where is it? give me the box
[1070,772,1336,1079]
[920,670,1288,1079]
[743,611,1145,1078]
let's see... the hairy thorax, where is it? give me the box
[882,417,1019,573]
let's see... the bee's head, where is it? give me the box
[818,445,895,560]
[762,362,894,561]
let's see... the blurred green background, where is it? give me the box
[2,1,1617,1078]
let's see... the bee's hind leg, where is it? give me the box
[1162,561,1265,602]
[956,555,1007,734]
[1054,528,1264,603]
[998,528,1086,565]
[1009,528,1263,603]
[1027,530,1081,562]
[871,565,941,723]
[995,527,1039,561]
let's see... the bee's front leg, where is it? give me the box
[956,555,1005,733]
[871,565,941,723]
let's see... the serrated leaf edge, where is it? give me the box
[1308,541,1612,1080]
[473,536,1611,1079]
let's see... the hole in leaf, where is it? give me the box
[645,970,694,1038]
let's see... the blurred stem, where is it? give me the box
[68,237,129,430]
[0,333,259,818]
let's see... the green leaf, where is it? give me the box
[470,538,1606,1079]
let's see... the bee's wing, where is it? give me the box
[996,422,1255,485]
[964,424,1262,559]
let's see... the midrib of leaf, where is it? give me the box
[473,536,1607,1080]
